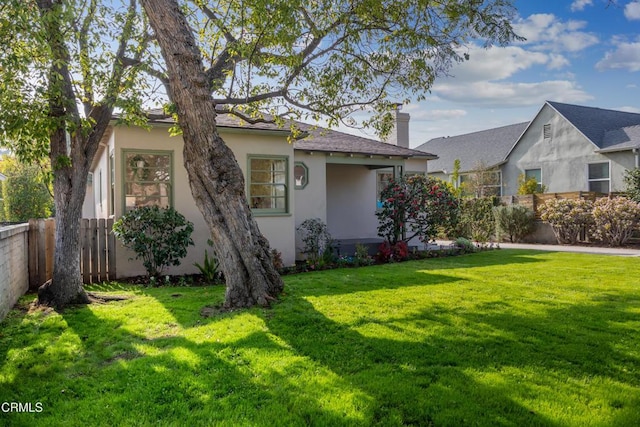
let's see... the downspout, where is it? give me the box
[634,148,639,169]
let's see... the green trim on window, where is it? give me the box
[247,155,289,215]
[121,149,174,213]
[405,171,426,177]
[294,161,309,190]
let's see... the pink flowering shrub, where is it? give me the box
[376,175,458,245]
[591,197,640,246]
[539,198,593,244]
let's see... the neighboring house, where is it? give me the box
[83,110,436,277]
[417,101,640,196]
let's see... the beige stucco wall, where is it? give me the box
[503,105,635,195]
[405,158,429,175]
[326,163,381,240]
[293,152,328,258]
[107,125,295,278]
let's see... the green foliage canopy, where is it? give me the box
[0,156,53,222]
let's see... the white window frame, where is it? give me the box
[524,168,543,193]
[587,161,610,194]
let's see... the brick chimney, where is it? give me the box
[385,104,410,148]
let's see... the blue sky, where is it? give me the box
[342,0,640,148]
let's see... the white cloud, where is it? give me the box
[596,40,640,71]
[433,80,593,107]
[570,0,593,12]
[617,106,640,113]
[514,14,598,52]
[450,46,548,82]
[624,1,640,20]
[547,54,570,70]
[411,109,467,121]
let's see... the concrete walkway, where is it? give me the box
[435,240,640,257]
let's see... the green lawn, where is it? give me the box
[1,250,639,426]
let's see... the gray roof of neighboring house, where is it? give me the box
[548,101,640,150]
[0,172,6,181]
[415,122,528,173]
[140,110,435,159]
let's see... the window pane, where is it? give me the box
[294,163,308,188]
[588,163,609,180]
[249,157,288,212]
[124,151,172,211]
[589,180,609,193]
[525,169,541,183]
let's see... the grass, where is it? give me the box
[1,249,639,426]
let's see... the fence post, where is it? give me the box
[81,219,90,284]
[90,218,98,283]
[28,219,39,291]
[107,218,116,281]
[98,219,107,282]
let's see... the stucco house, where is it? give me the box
[83,111,435,278]
[417,101,640,196]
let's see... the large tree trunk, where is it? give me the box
[37,130,90,308]
[141,0,284,308]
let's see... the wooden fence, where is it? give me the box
[500,191,602,219]
[28,218,116,290]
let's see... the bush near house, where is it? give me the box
[624,168,640,203]
[493,205,535,243]
[376,175,458,246]
[448,197,498,243]
[539,198,593,245]
[591,197,640,247]
[112,206,194,279]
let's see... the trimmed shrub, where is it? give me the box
[494,205,535,243]
[450,197,498,243]
[112,206,194,278]
[624,168,640,203]
[539,198,593,244]
[591,197,640,247]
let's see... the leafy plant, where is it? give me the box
[517,174,546,195]
[194,239,221,283]
[112,206,194,279]
[297,218,333,264]
[454,237,476,252]
[376,175,458,245]
[539,198,593,245]
[354,243,374,267]
[450,197,498,243]
[591,197,640,247]
[0,156,53,222]
[376,241,409,263]
[623,168,640,202]
[494,205,535,242]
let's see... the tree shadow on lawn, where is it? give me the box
[264,290,640,426]
[0,297,377,426]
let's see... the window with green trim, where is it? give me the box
[123,150,172,212]
[248,156,288,213]
[294,162,309,189]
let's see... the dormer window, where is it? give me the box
[543,124,551,140]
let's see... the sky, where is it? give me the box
[335,0,640,148]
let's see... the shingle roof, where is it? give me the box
[600,125,640,152]
[415,122,528,173]
[547,101,640,149]
[294,124,435,158]
[141,110,435,159]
